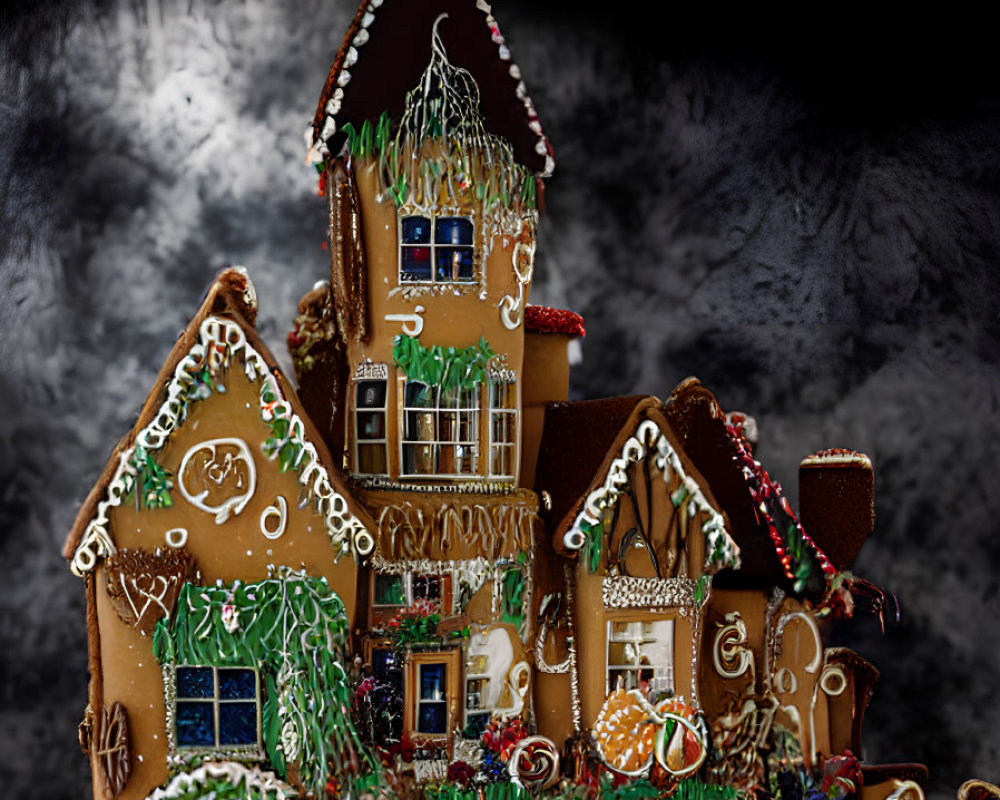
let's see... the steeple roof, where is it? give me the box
[309,0,554,176]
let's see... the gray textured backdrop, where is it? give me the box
[2,2,998,798]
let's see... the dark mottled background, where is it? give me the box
[2,2,998,798]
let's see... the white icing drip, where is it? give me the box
[145,761,295,799]
[71,315,371,576]
[565,418,739,571]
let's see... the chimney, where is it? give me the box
[799,449,875,570]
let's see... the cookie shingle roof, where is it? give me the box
[309,0,553,176]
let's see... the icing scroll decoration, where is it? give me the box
[772,609,824,767]
[95,702,131,798]
[713,611,754,680]
[385,305,425,337]
[178,437,257,524]
[260,496,288,540]
[70,315,373,576]
[499,236,535,330]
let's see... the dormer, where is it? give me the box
[304,0,553,487]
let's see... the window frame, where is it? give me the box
[605,618,675,699]
[353,372,389,476]
[403,650,461,739]
[399,379,481,479]
[167,664,263,758]
[487,377,518,480]
[398,213,477,285]
[370,572,454,613]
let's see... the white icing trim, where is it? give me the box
[498,237,534,330]
[164,527,188,549]
[145,762,295,800]
[820,663,848,696]
[310,2,554,177]
[71,315,371,576]
[565,418,740,571]
[885,781,926,800]
[773,666,797,695]
[385,305,425,336]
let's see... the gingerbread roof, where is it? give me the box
[64,268,377,575]
[661,378,785,585]
[309,0,553,176]
[662,378,838,600]
[533,395,736,570]
[524,305,586,337]
[535,395,654,532]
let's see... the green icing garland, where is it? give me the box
[152,568,377,797]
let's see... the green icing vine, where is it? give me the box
[693,574,711,606]
[260,385,306,473]
[393,334,494,393]
[125,446,174,510]
[582,519,603,574]
[152,568,378,797]
[500,565,525,632]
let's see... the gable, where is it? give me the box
[558,412,740,586]
[68,314,373,579]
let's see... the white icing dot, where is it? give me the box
[137,755,143,762]
[266,549,273,556]
[247,550,253,556]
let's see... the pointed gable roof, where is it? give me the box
[309,0,554,176]
[534,394,738,569]
[64,268,376,576]
[662,378,836,599]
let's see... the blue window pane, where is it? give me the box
[176,667,214,699]
[401,216,431,244]
[434,218,473,245]
[420,663,445,700]
[218,669,256,700]
[176,702,214,746]
[435,247,474,281]
[401,247,431,281]
[219,702,258,746]
[418,701,447,734]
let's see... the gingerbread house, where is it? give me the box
[65,2,931,800]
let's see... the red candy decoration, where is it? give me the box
[523,305,586,337]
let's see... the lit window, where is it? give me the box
[174,666,260,751]
[488,380,517,479]
[401,381,479,477]
[355,378,388,475]
[400,215,475,284]
[606,620,674,699]
[464,652,491,737]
